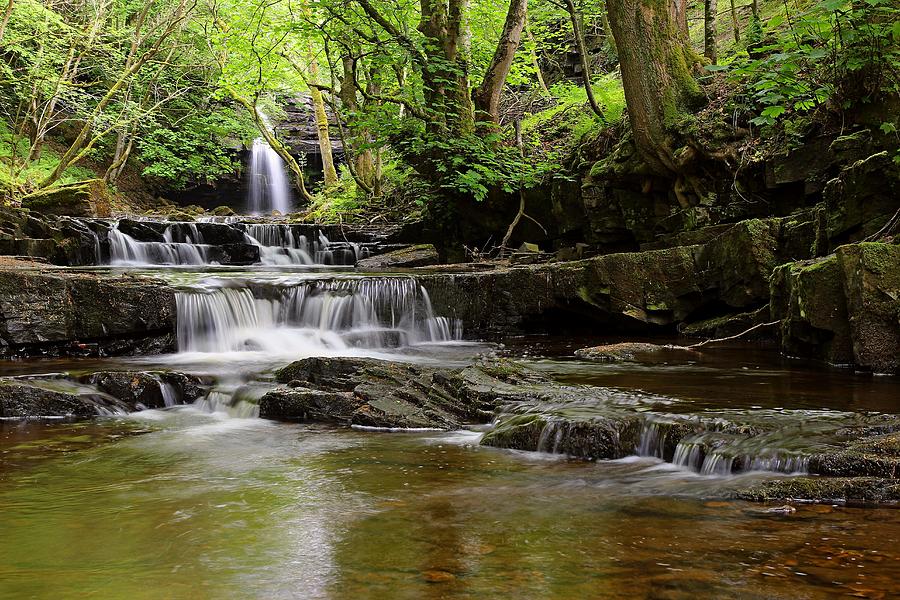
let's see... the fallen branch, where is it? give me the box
[687,320,780,349]
[864,207,900,242]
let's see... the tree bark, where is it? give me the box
[0,0,13,42]
[564,0,604,118]
[416,0,476,136]
[307,53,339,187]
[704,0,718,64]
[473,0,528,122]
[525,19,551,96]
[606,0,703,175]
[729,0,741,42]
[673,0,689,39]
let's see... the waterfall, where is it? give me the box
[248,138,293,215]
[241,224,367,266]
[105,220,369,267]
[109,223,212,266]
[175,277,462,353]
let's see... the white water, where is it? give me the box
[175,276,462,355]
[242,224,366,266]
[109,224,212,265]
[106,220,366,267]
[248,137,293,215]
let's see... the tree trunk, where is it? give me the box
[564,0,604,118]
[606,0,703,175]
[525,20,551,96]
[729,0,740,42]
[0,0,13,42]
[417,0,476,136]
[673,0,689,39]
[473,0,528,122]
[704,0,718,64]
[307,54,339,187]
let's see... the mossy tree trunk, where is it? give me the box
[417,0,476,136]
[704,0,718,64]
[564,0,605,118]
[306,51,339,187]
[473,0,528,123]
[729,0,741,43]
[606,0,703,175]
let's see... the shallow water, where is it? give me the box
[4,265,900,598]
[2,413,900,599]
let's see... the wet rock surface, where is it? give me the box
[772,242,900,373]
[0,370,207,417]
[0,264,176,356]
[574,342,696,362]
[260,357,507,428]
[356,244,439,269]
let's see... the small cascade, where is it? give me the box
[108,222,213,266]
[193,387,261,419]
[176,276,462,353]
[636,421,667,459]
[241,224,368,266]
[670,431,811,476]
[248,137,293,215]
[536,419,566,454]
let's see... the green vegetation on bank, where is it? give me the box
[0,0,896,223]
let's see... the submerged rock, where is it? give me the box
[574,342,693,362]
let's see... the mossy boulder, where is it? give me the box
[770,256,854,365]
[825,152,900,244]
[771,242,900,373]
[21,180,111,218]
[838,243,900,373]
[265,357,501,428]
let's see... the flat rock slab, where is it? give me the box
[261,357,514,429]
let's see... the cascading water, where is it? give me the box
[241,224,366,266]
[104,219,369,267]
[108,222,212,265]
[248,138,293,215]
[175,276,462,354]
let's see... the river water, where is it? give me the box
[2,262,900,599]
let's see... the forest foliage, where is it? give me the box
[0,0,896,211]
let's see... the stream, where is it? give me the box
[2,243,900,598]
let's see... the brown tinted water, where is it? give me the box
[1,403,900,599]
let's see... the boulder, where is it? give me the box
[825,152,900,244]
[264,357,501,428]
[771,242,900,373]
[770,256,854,365]
[20,180,111,218]
[81,371,208,410]
[0,379,128,417]
[356,244,439,269]
[838,243,900,373]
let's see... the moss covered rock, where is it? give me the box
[21,180,111,218]
[771,242,900,373]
